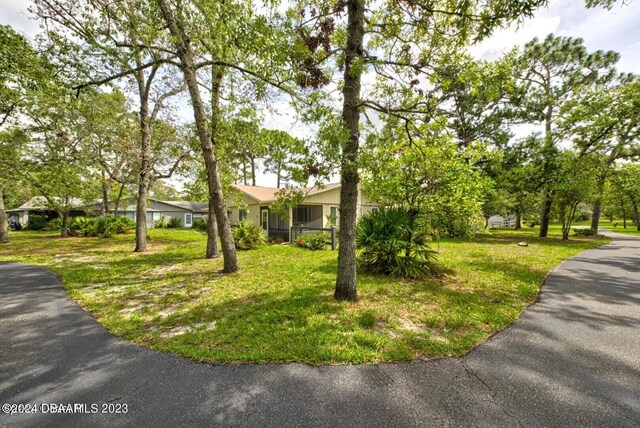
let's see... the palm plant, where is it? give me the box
[232,220,267,250]
[356,207,437,278]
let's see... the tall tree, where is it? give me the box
[155,0,239,272]
[33,0,187,252]
[561,76,640,231]
[514,34,619,237]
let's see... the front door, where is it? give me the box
[260,208,269,232]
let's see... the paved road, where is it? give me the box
[1,232,639,427]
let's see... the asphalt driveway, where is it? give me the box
[1,231,639,427]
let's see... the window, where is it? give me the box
[227,210,233,222]
[261,209,269,231]
[152,212,162,221]
[184,213,193,227]
[239,209,247,221]
[329,206,338,226]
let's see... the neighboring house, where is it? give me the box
[226,183,381,241]
[83,198,208,229]
[7,197,207,229]
[6,196,86,227]
[488,214,517,229]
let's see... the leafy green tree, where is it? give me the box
[561,76,640,231]
[609,164,640,231]
[33,0,188,252]
[298,0,622,301]
[361,121,487,238]
[0,25,51,127]
[261,129,308,188]
[551,151,598,240]
[514,33,620,237]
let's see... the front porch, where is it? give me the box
[260,204,324,242]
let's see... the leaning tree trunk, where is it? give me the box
[334,0,365,302]
[114,182,125,216]
[206,66,222,259]
[0,187,9,244]
[134,73,152,253]
[157,0,237,272]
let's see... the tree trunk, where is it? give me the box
[539,103,554,238]
[206,66,222,259]
[114,182,125,216]
[157,1,237,272]
[134,103,151,252]
[251,157,256,186]
[101,172,110,216]
[0,187,9,244]
[484,216,489,230]
[634,203,640,231]
[539,190,552,238]
[334,0,365,302]
[515,210,522,230]
[590,174,606,232]
[60,211,69,238]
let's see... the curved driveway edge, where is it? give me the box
[1,232,639,427]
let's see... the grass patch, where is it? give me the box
[0,226,608,364]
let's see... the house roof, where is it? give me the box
[151,199,208,213]
[232,183,342,204]
[6,196,87,212]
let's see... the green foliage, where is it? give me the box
[356,207,438,278]
[82,216,134,238]
[362,122,487,238]
[295,233,327,251]
[574,227,597,236]
[154,216,168,229]
[192,219,207,231]
[232,220,266,250]
[25,215,48,230]
[167,217,182,228]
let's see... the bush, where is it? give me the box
[296,233,327,251]
[50,216,88,236]
[154,216,168,229]
[356,207,438,278]
[574,227,597,236]
[192,219,207,231]
[167,217,181,228]
[232,220,266,250]
[83,216,134,238]
[25,214,49,230]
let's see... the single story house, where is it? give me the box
[226,183,381,241]
[6,196,87,227]
[7,197,208,229]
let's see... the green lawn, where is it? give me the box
[0,227,608,364]
[572,219,640,236]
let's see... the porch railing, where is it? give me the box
[290,225,338,250]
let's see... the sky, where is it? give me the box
[2,0,640,188]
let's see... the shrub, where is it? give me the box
[296,233,327,250]
[83,216,134,238]
[574,227,597,236]
[154,216,168,229]
[25,214,49,230]
[192,219,207,231]
[167,217,181,228]
[50,216,88,236]
[356,207,437,278]
[232,220,266,250]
